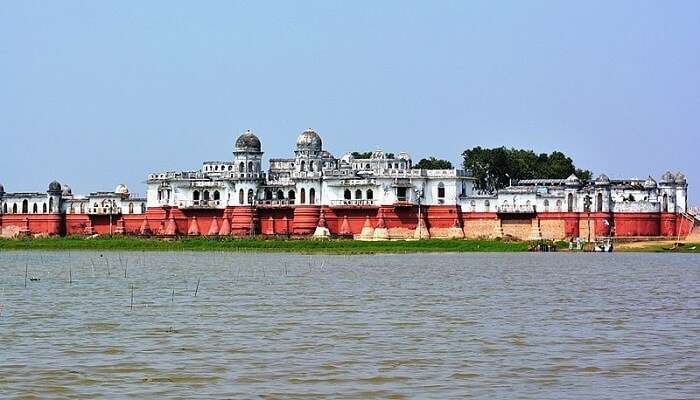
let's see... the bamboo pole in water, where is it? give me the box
[194,278,200,297]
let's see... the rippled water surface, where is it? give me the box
[0,251,699,399]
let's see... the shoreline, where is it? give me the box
[0,236,698,254]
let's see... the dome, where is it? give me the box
[115,184,129,195]
[397,152,411,161]
[661,171,674,183]
[48,180,62,193]
[340,152,353,163]
[675,172,686,183]
[296,128,322,151]
[235,130,261,152]
[595,174,610,185]
[320,150,334,159]
[565,173,580,184]
[643,176,657,189]
[61,184,72,196]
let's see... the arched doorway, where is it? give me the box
[597,193,603,212]
[309,188,316,204]
[567,193,574,212]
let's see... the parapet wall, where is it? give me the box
[0,206,695,240]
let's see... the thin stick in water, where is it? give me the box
[25,264,28,288]
[194,278,200,297]
[69,266,72,285]
[130,284,134,310]
[171,288,175,303]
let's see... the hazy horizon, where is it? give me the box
[1,1,698,202]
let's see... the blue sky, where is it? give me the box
[1,1,698,201]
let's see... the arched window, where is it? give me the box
[203,190,210,201]
[597,193,603,212]
[470,200,476,211]
[309,188,316,204]
[344,189,351,200]
[309,161,315,172]
[80,203,84,214]
[213,191,220,201]
[193,191,200,201]
[239,189,245,205]
[12,203,17,214]
[129,203,134,213]
[239,162,245,172]
[22,199,28,213]
[662,193,668,212]
[567,193,574,212]
[141,203,146,213]
[247,189,254,204]
[2,203,6,213]
[300,188,306,204]
[367,189,373,200]
[355,189,362,199]
[288,190,295,203]
[300,160,306,171]
[32,203,38,213]
[277,190,284,200]
[437,182,445,198]
[265,189,272,200]
[543,199,549,212]
[484,200,490,210]
[366,163,370,169]
[248,161,254,172]
[228,165,233,171]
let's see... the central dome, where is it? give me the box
[296,128,322,151]
[235,130,261,152]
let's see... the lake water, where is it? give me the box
[0,251,698,399]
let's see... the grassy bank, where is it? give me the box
[615,240,700,253]
[0,236,535,254]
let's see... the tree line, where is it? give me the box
[352,146,591,192]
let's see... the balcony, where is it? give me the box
[256,199,296,207]
[497,205,536,214]
[88,207,122,215]
[330,199,376,207]
[178,200,223,209]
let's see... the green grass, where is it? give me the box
[0,236,535,254]
[617,242,700,253]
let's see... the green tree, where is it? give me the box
[462,146,592,191]
[351,151,373,159]
[413,157,453,170]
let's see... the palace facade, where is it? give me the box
[0,129,695,240]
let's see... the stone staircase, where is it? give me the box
[683,212,700,242]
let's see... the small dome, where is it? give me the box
[397,152,411,160]
[61,184,72,196]
[643,176,657,189]
[296,128,322,151]
[48,180,62,193]
[235,130,261,152]
[675,172,686,183]
[340,152,353,163]
[320,150,334,159]
[115,184,129,195]
[661,171,674,183]
[595,174,610,184]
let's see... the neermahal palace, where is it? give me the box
[0,129,696,240]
